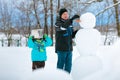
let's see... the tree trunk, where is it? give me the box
[33,0,41,29]
[43,0,48,34]
[8,38,11,47]
[50,0,53,46]
[113,0,120,36]
[44,12,48,34]
[26,11,31,36]
[58,0,60,12]
[1,39,4,47]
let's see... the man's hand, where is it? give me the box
[71,15,80,21]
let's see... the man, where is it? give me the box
[55,8,80,73]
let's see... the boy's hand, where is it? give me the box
[43,34,48,39]
[29,36,34,39]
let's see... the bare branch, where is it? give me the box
[96,1,120,16]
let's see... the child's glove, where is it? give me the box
[43,34,48,39]
[71,15,80,21]
[43,34,48,41]
[29,36,34,39]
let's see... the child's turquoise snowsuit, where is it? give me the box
[28,36,52,61]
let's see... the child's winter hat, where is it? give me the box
[59,8,68,17]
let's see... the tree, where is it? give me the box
[15,0,33,37]
[58,0,60,12]
[113,0,120,36]
[32,0,42,29]
[42,0,49,34]
[50,0,53,45]
[96,1,120,37]
[0,1,14,47]
[104,0,114,45]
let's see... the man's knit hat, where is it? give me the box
[59,8,68,17]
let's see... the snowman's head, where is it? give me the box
[80,12,96,29]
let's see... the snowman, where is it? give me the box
[71,12,103,80]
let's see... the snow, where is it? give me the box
[0,0,119,79]
[0,42,120,80]
[0,47,79,80]
[0,12,120,80]
[71,56,103,80]
[80,42,120,80]
[0,47,31,80]
[80,12,96,28]
[75,29,101,56]
[71,40,120,80]
[75,13,101,56]
[0,34,27,47]
[23,67,73,80]
[71,12,120,80]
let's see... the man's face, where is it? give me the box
[61,12,69,20]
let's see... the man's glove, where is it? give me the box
[71,15,80,21]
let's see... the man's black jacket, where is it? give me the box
[55,17,78,52]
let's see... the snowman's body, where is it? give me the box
[75,13,101,56]
[71,13,103,80]
[75,29,101,56]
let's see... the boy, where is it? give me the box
[55,8,80,73]
[28,34,52,71]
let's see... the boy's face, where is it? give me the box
[61,12,69,20]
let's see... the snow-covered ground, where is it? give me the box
[0,46,79,80]
[0,43,120,80]
[0,30,119,79]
